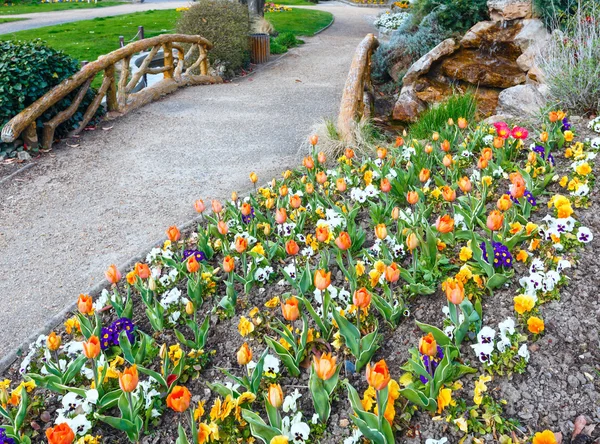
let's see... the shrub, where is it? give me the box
[176,0,250,77]
[537,3,600,113]
[410,0,489,34]
[269,32,303,55]
[0,40,98,158]
[270,38,288,54]
[409,93,477,139]
[533,0,579,28]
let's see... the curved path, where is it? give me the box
[0,0,188,34]
[0,2,384,360]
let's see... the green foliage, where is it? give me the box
[409,93,477,139]
[265,8,333,36]
[269,39,288,54]
[411,0,489,33]
[176,0,250,76]
[269,32,303,54]
[533,0,579,28]
[0,40,99,159]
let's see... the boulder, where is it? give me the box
[513,19,550,51]
[461,20,523,48]
[495,84,546,117]
[402,39,459,86]
[392,86,427,122]
[487,0,533,21]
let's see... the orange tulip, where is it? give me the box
[548,111,559,122]
[458,176,471,193]
[432,132,440,141]
[445,278,464,305]
[486,210,504,231]
[424,144,433,154]
[268,384,284,408]
[407,191,419,204]
[345,148,355,159]
[435,215,454,233]
[375,223,387,240]
[303,156,314,170]
[119,364,139,393]
[237,342,253,365]
[235,236,248,253]
[105,264,121,284]
[385,263,400,283]
[285,240,299,256]
[47,332,61,351]
[275,208,287,224]
[377,147,387,159]
[316,171,327,184]
[441,139,450,152]
[231,191,238,202]
[442,154,453,167]
[223,256,235,273]
[497,194,512,211]
[457,117,468,129]
[493,137,504,149]
[166,385,191,412]
[281,296,300,321]
[241,202,252,216]
[289,195,301,209]
[391,207,400,220]
[313,352,337,381]
[194,199,206,213]
[478,156,488,169]
[441,186,456,202]
[46,423,75,444]
[316,225,329,243]
[279,184,289,197]
[419,168,431,183]
[211,200,223,214]
[380,178,391,193]
[335,232,352,251]
[419,333,437,357]
[353,287,371,309]
[309,135,319,146]
[336,178,347,192]
[78,294,93,315]
[187,255,200,273]
[83,335,100,359]
[217,220,228,235]
[509,172,526,199]
[540,131,549,143]
[249,172,258,183]
[314,269,331,290]
[481,147,493,161]
[135,263,150,280]
[406,232,419,251]
[395,136,404,147]
[317,151,326,164]
[366,360,390,390]
[166,226,181,242]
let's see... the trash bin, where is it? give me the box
[249,33,270,64]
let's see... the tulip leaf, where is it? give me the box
[323,363,341,395]
[331,309,360,358]
[137,365,167,389]
[95,413,138,434]
[263,394,281,430]
[399,386,436,412]
[241,409,280,444]
[119,330,135,364]
[415,321,452,346]
[97,389,122,412]
[251,349,269,394]
[176,423,191,444]
[264,336,300,377]
[309,368,331,423]
[63,354,87,385]
[486,273,509,290]
[356,329,382,372]
[14,388,28,432]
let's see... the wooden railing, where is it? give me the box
[1,34,223,149]
[337,33,379,143]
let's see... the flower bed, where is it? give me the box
[374,11,410,32]
[0,112,598,444]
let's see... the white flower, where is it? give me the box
[283,263,297,280]
[63,414,92,436]
[519,273,544,296]
[556,259,571,273]
[577,226,593,243]
[498,318,516,337]
[518,344,530,362]
[85,389,98,405]
[425,438,448,444]
[311,413,319,424]
[160,287,182,309]
[264,354,280,374]
[471,342,494,363]
[283,389,302,413]
[572,183,590,196]
[289,421,311,442]
[444,325,455,340]
[590,137,600,148]
[344,429,363,444]
[477,326,496,345]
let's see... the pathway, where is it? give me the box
[0,2,384,360]
[0,0,188,34]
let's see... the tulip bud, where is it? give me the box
[309,135,319,146]
[194,199,206,213]
[318,151,326,164]
[407,191,419,205]
[231,191,238,202]
[148,277,157,291]
[432,132,440,141]
[249,172,258,183]
[457,117,468,129]
[540,131,549,143]
[391,207,400,220]
[159,344,167,360]
[185,301,195,315]
[281,296,300,321]
[419,333,437,357]
[447,118,454,126]
[375,223,387,240]
[47,332,61,351]
[344,148,355,159]
[237,343,253,365]
[268,384,284,409]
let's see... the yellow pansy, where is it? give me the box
[454,417,468,433]
[238,317,255,337]
[459,247,472,261]
[575,162,591,176]
[251,243,265,256]
[194,400,206,421]
[355,261,365,276]
[473,374,492,405]
[265,296,280,308]
[169,344,183,366]
[437,388,454,413]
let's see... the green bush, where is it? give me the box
[411,0,489,34]
[409,93,477,140]
[270,38,288,54]
[533,0,579,28]
[176,0,250,77]
[274,32,302,49]
[0,40,98,158]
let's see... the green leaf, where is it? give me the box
[264,336,300,377]
[331,309,360,357]
[309,368,331,423]
[62,354,87,384]
[119,330,135,364]
[241,409,281,443]
[415,321,452,346]
[14,389,28,432]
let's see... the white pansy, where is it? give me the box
[425,438,448,444]
[577,226,593,243]
[64,414,92,436]
[477,326,496,344]
[518,344,530,362]
[264,354,280,374]
[283,389,302,413]
[498,318,516,337]
[471,342,494,363]
[289,421,311,442]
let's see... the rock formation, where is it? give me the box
[392,0,549,122]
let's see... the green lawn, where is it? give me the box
[265,8,333,36]
[270,0,316,5]
[0,16,26,22]
[0,1,124,15]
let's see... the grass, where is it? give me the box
[270,0,316,5]
[409,93,477,139]
[265,8,333,36]
[0,9,179,63]
[0,1,124,15]
[0,16,26,22]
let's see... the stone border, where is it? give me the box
[335,0,389,8]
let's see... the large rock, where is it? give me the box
[514,19,550,51]
[392,86,427,122]
[495,84,546,117]
[402,39,459,86]
[487,0,533,21]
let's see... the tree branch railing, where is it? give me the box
[337,33,379,143]
[1,34,223,149]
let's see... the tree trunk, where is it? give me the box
[247,0,264,17]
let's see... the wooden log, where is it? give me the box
[125,44,160,93]
[22,121,38,149]
[163,42,174,80]
[145,65,173,75]
[71,73,112,137]
[200,46,209,76]
[1,34,214,143]
[117,55,131,109]
[42,78,93,149]
[105,64,118,112]
[337,33,379,144]
[184,50,207,76]
[172,44,185,80]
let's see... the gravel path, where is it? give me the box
[0,0,188,34]
[0,2,384,359]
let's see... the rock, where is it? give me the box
[339,418,349,427]
[516,47,535,71]
[496,84,547,117]
[392,86,427,122]
[483,114,515,124]
[514,19,550,51]
[488,0,533,21]
[461,20,523,49]
[461,21,498,48]
[17,151,31,161]
[440,49,526,88]
[402,39,459,86]
[526,65,546,84]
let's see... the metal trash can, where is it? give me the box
[249,33,270,64]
